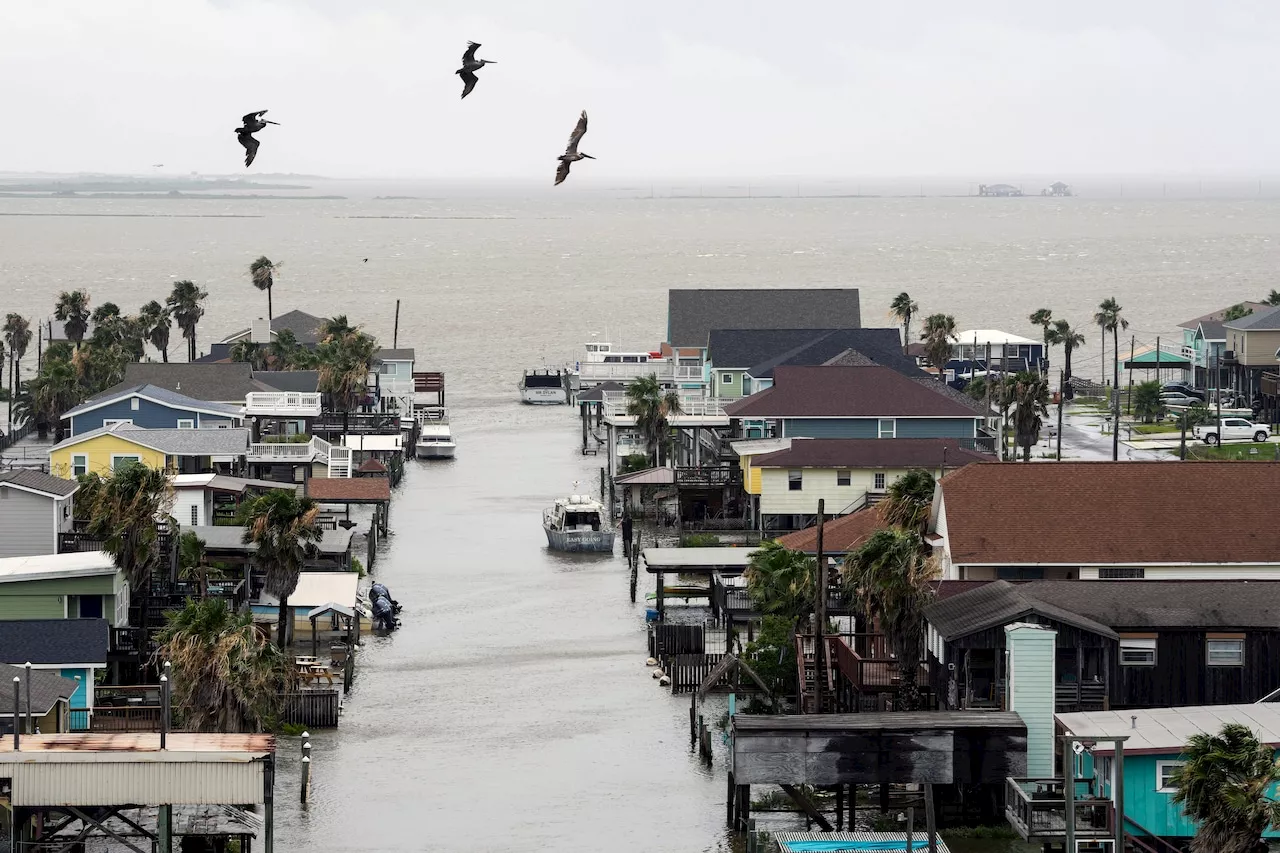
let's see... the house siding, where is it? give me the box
[760,466,913,516]
[1006,625,1057,777]
[0,595,64,619]
[1110,629,1280,708]
[0,486,57,557]
[70,397,225,436]
[1115,753,1280,840]
[895,418,979,439]
[50,435,167,479]
[784,419,878,439]
[713,370,744,399]
[61,667,90,711]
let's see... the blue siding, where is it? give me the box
[783,417,977,439]
[71,397,228,435]
[895,418,978,438]
[59,667,90,709]
[1117,752,1280,839]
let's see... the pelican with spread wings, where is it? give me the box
[456,41,496,99]
[235,110,279,168]
[554,111,594,186]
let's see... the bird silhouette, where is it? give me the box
[456,41,496,99]
[554,111,594,186]
[235,110,279,168]
[362,258,368,263]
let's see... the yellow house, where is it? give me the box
[750,438,990,533]
[49,423,250,479]
[730,437,793,498]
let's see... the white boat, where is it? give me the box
[520,369,569,405]
[414,408,455,459]
[542,494,615,552]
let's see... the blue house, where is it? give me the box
[63,384,244,436]
[723,365,988,447]
[0,618,108,731]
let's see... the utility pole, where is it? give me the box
[1126,335,1135,415]
[813,499,827,714]
[1215,350,1222,428]
[984,342,994,457]
[1057,369,1065,461]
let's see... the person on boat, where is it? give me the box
[621,513,633,551]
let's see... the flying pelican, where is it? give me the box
[456,41,496,99]
[554,111,594,186]
[235,110,279,168]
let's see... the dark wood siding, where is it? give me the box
[1111,629,1280,708]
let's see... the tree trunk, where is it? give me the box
[198,567,208,601]
[1113,328,1120,403]
[903,318,911,354]
[276,592,290,649]
[161,345,168,363]
[267,286,273,322]
[7,353,13,432]
[896,667,921,711]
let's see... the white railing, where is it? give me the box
[312,436,332,463]
[378,378,417,396]
[578,362,706,384]
[328,446,352,478]
[248,442,315,460]
[243,392,322,416]
[247,436,352,477]
[601,393,729,420]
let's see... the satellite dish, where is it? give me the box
[1072,742,1086,755]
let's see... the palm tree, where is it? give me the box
[1169,723,1280,853]
[166,280,208,362]
[316,326,378,436]
[889,293,919,355]
[624,374,685,466]
[242,491,323,649]
[318,314,356,344]
[15,354,81,441]
[1132,380,1166,423]
[841,528,936,710]
[229,340,268,370]
[267,328,312,370]
[177,530,217,601]
[139,300,172,362]
[3,314,32,431]
[1028,309,1053,372]
[1048,319,1085,390]
[90,302,120,327]
[1012,372,1049,461]
[1094,297,1128,400]
[1222,303,1254,322]
[249,256,279,321]
[155,598,298,732]
[1265,290,1280,307]
[877,469,936,535]
[744,540,817,628]
[920,314,957,383]
[54,289,91,349]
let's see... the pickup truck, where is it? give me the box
[1193,418,1271,445]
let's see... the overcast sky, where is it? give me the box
[4,0,1279,178]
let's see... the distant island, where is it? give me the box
[0,191,345,200]
[0,179,312,193]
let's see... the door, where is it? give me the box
[1224,418,1252,439]
[78,594,104,619]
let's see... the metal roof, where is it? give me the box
[340,434,402,452]
[187,525,354,555]
[734,711,1026,732]
[730,437,792,457]
[1057,703,1280,755]
[774,832,951,853]
[0,469,79,498]
[954,329,1038,346]
[307,602,356,619]
[642,547,757,573]
[257,572,360,610]
[0,551,117,584]
[613,467,676,485]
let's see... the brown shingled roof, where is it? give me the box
[774,509,886,555]
[306,477,390,502]
[754,438,990,469]
[723,366,982,418]
[940,461,1280,565]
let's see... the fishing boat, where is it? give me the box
[519,369,570,404]
[542,494,615,552]
[414,408,455,459]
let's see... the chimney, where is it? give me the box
[1005,622,1058,778]
[251,317,271,344]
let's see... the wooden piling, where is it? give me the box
[301,739,312,804]
[924,782,938,853]
[392,299,400,349]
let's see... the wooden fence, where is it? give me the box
[649,623,705,658]
[661,653,727,695]
[277,690,341,728]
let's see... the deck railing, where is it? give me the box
[1004,777,1111,841]
[244,391,322,415]
[601,393,729,420]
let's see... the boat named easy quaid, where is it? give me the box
[542,494,615,552]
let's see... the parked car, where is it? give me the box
[1161,383,1205,401]
[1192,418,1271,445]
[1160,392,1202,407]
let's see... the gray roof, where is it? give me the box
[925,580,1280,642]
[0,619,108,665]
[205,475,296,493]
[668,289,862,349]
[1223,305,1280,331]
[376,348,415,361]
[910,376,987,414]
[0,664,79,716]
[575,381,625,402]
[51,425,251,456]
[103,363,263,403]
[923,580,1118,641]
[253,370,320,393]
[220,310,328,346]
[70,384,243,420]
[0,469,79,498]
[709,328,920,380]
[188,525,355,555]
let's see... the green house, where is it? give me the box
[0,550,128,624]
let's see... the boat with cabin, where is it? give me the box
[414,409,456,459]
[519,369,569,404]
[542,494,615,552]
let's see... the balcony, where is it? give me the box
[1005,777,1112,843]
[244,391,322,417]
[579,362,706,386]
[601,394,730,422]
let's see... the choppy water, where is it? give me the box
[1,190,1271,851]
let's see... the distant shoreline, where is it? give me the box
[0,193,345,200]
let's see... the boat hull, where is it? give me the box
[543,525,615,552]
[415,442,456,459]
[521,387,568,405]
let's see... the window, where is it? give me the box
[873,472,886,490]
[71,454,88,477]
[102,419,133,429]
[380,362,395,374]
[788,470,803,491]
[111,454,142,472]
[837,470,852,487]
[1156,760,1185,793]
[130,397,140,411]
[721,373,733,385]
[176,419,195,430]
[191,505,199,526]
[1099,568,1144,579]
[878,419,896,439]
[1120,637,1157,666]
[1207,639,1244,667]
[1005,344,1020,357]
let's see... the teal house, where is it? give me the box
[1056,703,1280,843]
[1177,302,1267,389]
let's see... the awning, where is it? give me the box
[1123,350,1191,369]
[307,602,356,620]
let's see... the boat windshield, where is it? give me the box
[563,511,602,530]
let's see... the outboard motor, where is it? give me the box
[372,594,398,632]
[370,581,402,617]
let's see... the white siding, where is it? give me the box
[760,467,915,516]
[0,487,56,557]
[1006,624,1057,778]
[1078,565,1280,580]
[11,759,266,806]
[172,490,212,528]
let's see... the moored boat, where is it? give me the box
[520,369,569,404]
[542,494,615,552]
[414,408,456,459]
